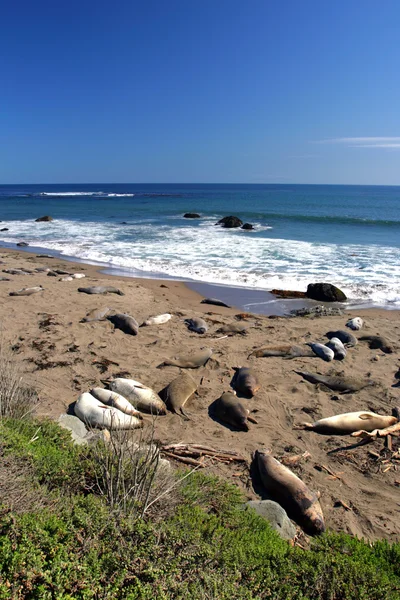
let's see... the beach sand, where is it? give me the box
[0,247,399,541]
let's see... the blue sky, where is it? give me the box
[2,0,400,184]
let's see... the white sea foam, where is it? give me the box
[39,192,134,197]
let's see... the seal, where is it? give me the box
[358,335,394,354]
[308,343,335,362]
[212,390,257,431]
[141,313,172,326]
[255,449,325,536]
[200,298,231,308]
[231,367,260,397]
[108,378,167,414]
[71,273,85,279]
[80,307,111,323]
[164,371,197,419]
[78,286,124,295]
[325,337,346,361]
[107,314,139,335]
[295,371,375,393]
[326,330,357,347]
[294,411,397,435]
[346,317,363,331]
[9,286,44,296]
[248,344,315,359]
[74,392,143,430]
[216,323,250,336]
[157,347,213,368]
[90,387,143,418]
[184,317,208,334]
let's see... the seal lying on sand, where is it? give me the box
[74,392,143,429]
[248,344,315,359]
[212,390,257,430]
[80,307,111,323]
[157,347,213,368]
[78,286,124,295]
[201,298,231,308]
[231,367,260,397]
[184,317,208,334]
[9,286,44,296]
[163,371,198,419]
[359,335,394,354]
[326,330,357,347]
[216,323,250,336]
[255,449,325,536]
[308,343,335,362]
[141,313,172,326]
[90,387,143,418]
[295,411,397,435]
[325,337,347,361]
[108,378,167,414]
[346,317,363,330]
[107,313,139,335]
[295,371,375,393]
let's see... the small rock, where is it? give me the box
[216,215,243,228]
[183,213,201,218]
[272,289,307,299]
[17,242,29,247]
[241,223,254,230]
[58,414,89,445]
[245,500,296,540]
[35,215,54,222]
[372,355,380,361]
[290,305,344,318]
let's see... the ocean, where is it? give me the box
[0,183,399,311]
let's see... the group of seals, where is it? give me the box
[74,392,143,430]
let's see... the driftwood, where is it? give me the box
[351,421,400,440]
[161,443,246,465]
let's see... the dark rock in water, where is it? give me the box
[120,221,128,225]
[241,223,254,230]
[16,242,29,247]
[0,228,9,231]
[36,254,55,258]
[183,213,201,218]
[306,283,347,302]
[272,289,307,299]
[216,216,243,228]
[290,305,344,318]
[35,215,53,222]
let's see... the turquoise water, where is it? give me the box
[0,183,399,306]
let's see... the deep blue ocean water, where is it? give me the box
[0,183,399,306]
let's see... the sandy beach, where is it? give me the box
[1,246,399,541]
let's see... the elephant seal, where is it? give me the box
[212,391,257,431]
[326,330,357,347]
[60,276,73,281]
[80,307,111,323]
[90,387,143,418]
[184,317,208,334]
[3,268,31,275]
[74,392,143,430]
[78,286,124,295]
[216,323,250,336]
[107,313,139,335]
[164,371,197,419]
[108,378,167,415]
[346,317,363,331]
[248,344,315,359]
[157,347,213,368]
[231,367,260,397]
[295,411,397,435]
[308,343,335,362]
[359,335,394,354]
[9,286,44,296]
[325,337,347,361]
[71,273,85,279]
[295,371,375,393]
[201,298,231,308]
[255,449,325,536]
[141,313,172,326]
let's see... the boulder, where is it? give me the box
[245,500,296,540]
[241,223,254,230]
[271,289,307,299]
[216,216,243,228]
[58,414,89,445]
[16,242,29,247]
[35,215,53,222]
[306,283,347,302]
[183,213,201,219]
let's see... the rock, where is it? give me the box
[241,223,254,230]
[216,216,243,228]
[35,215,53,222]
[290,305,344,318]
[272,289,307,299]
[306,283,347,302]
[58,414,89,445]
[183,213,201,218]
[0,228,9,232]
[245,500,296,540]
[16,242,29,247]
[120,221,128,224]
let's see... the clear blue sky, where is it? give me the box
[2,0,400,184]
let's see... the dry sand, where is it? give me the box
[0,247,399,541]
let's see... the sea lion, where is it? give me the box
[141,313,172,326]
[108,378,167,414]
[184,317,208,334]
[164,371,197,419]
[71,273,85,279]
[157,347,213,368]
[231,367,260,397]
[78,286,124,295]
[255,449,325,536]
[216,323,249,336]
[80,307,111,323]
[107,313,139,335]
[295,371,375,393]
[54,269,70,275]
[200,298,231,308]
[358,335,394,354]
[90,387,142,417]
[325,337,347,361]
[9,286,44,296]
[212,390,257,431]
[74,392,143,430]
[295,411,397,435]
[346,317,363,331]
[248,344,315,359]
[3,268,31,275]
[308,343,335,362]
[326,330,357,347]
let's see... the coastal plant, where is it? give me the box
[0,336,38,420]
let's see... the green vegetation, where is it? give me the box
[0,417,399,599]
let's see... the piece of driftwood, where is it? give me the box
[162,451,205,467]
[351,422,400,440]
[161,443,246,465]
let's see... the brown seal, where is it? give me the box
[164,371,198,419]
[107,313,139,335]
[212,391,257,431]
[358,335,395,354]
[248,344,315,359]
[157,348,213,368]
[295,371,375,393]
[80,307,111,323]
[231,367,260,397]
[78,286,124,295]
